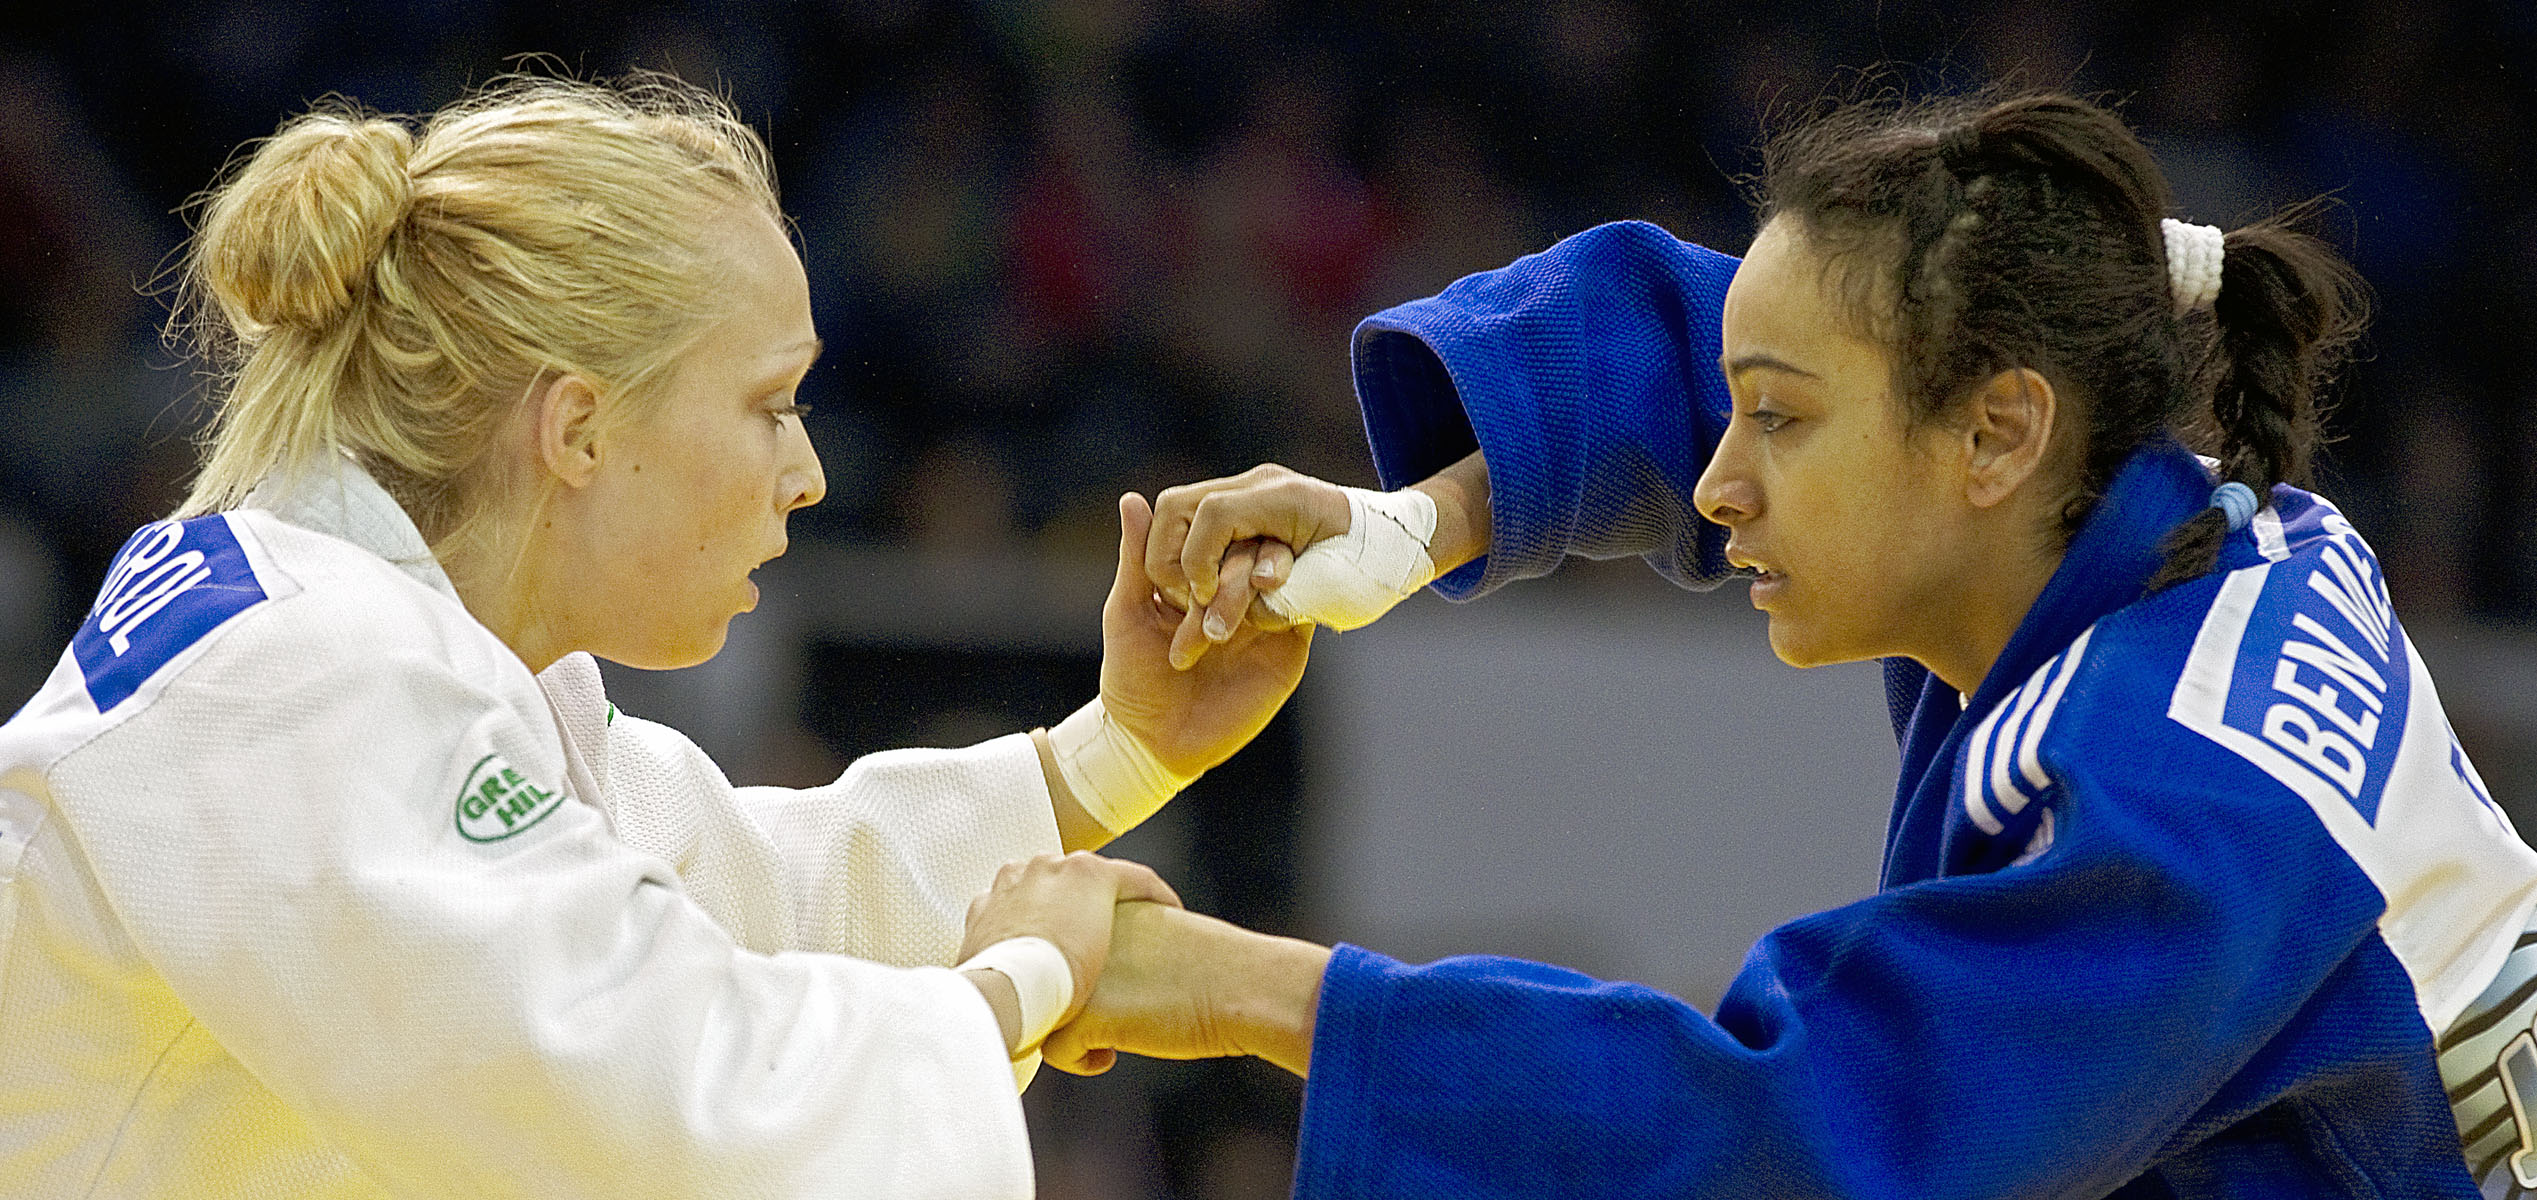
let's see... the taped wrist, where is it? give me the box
[1049,698,1196,836]
[1260,486,1438,631]
[957,935,1075,1089]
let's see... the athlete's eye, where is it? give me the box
[1746,408,1791,434]
[770,402,812,424]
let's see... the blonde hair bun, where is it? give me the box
[197,111,415,335]
[174,72,783,544]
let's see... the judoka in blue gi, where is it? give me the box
[994,91,2537,1198]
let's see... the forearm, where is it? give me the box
[1409,449,1490,578]
[1032,726,1111,852]
[965,967,1026,1053]
[1049,902,1331,1077]
[1222,929,1334,1076]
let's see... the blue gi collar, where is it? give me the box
[1882,437,2213,884]
[1969,438,2211,716]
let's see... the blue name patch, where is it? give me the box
[2217,525,2408,824]
[72,516,269,713]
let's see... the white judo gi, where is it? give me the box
[0,457,1062,1198]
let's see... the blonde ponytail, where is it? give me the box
[172,73,782,548]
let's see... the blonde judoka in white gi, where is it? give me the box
[0,74,1309,1198]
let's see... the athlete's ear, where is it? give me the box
[1961,367,2056,511]
[530,373,604,489]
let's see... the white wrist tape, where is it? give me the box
[957,935,1075,1060]
[1260,486,1438,631]
[1049,698,1196,836]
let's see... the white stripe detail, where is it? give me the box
[1964,697,2010,835]
[1989,666,2051,817]
[1963,631,2095,836]
[2251,505,2289,561]
[2016,630,2093,797]
[2010,808,2057,867]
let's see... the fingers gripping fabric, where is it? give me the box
[1261,486,1439,630]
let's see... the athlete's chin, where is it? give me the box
[682,620,735,668]
[612,620,733,672]
[1763,614,1860,671]
[1765,621,1820,668]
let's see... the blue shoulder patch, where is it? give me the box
[2169,512,2409,825]
[72,516,269,713]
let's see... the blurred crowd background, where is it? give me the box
[5,1,2536,1196]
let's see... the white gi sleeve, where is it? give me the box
[618,716,1061,965]
[537,652,1064,966]
[48,611,1033,1199]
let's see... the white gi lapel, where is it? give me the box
[246,454,615,828]
[535,651,614,825]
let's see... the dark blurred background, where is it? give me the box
[5,2,2535,1196]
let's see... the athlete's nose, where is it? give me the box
[1694,434,1760,528]
[781,422,826,514]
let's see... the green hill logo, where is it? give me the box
[455,754,564,842]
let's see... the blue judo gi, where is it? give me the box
[1292,222,2537,1199]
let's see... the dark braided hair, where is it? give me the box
[1756,91,2368,589]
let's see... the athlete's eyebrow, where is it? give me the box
[757,338,824,383]
[1722,352,1822,380]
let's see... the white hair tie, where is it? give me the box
[2161,218,2225,313]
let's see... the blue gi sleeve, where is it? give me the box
[1291,765,2450,1199]
[1350,221,1741,599]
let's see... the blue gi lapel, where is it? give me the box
[1878,439,2214,887]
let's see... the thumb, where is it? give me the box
[1110,863,1184,908]
[1043,1021,1118,1076]
[1115,492,1156,598]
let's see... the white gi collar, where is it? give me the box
[241,455,617,803]
[241,453,463,605]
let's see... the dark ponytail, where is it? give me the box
[2145,220,2369,589]
[1759,90,2370,592]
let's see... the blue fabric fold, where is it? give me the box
[1352,220,1741,600]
